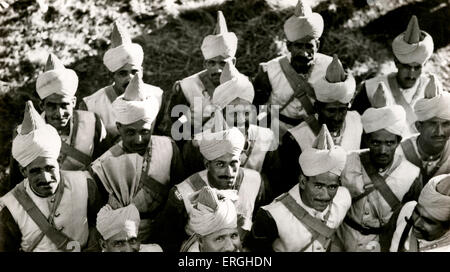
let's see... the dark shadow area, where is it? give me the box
[362,0,449,50]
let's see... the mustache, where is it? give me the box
[37,180,56,186]
[218,175,235,180]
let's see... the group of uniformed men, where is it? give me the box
[0,0,449,252]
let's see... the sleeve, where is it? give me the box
[350,82,372,115]
[83,177,104,252]
[91,113,109,160]
[78,100,88,111]
[0,207,22,252]
[167,82,190,126]
[170,140,186,185]
[243,208,278,252]
[273,132,302,196]
[150,186,189,252]
[252,66,272,106]
[154,89,173,137]
[181,140,205,180]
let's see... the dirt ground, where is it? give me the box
[0,0,448,182]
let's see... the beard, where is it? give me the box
[291,55,313,74]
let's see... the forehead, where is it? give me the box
[212,152,240,163]
[206,55,230,62]
[116,63,141,73]
[308,172,340,185]
[369,129,398,141]
[26,156,58,170]
[225,99,253,111]
[289,36,317,46]
[44,94,73,104]
[423,117,450,124]
[121,119,152,130]
[204,227,238,240]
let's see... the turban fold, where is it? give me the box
[284,0,324,42]
[12,101,61,167]
[418,174,450,222]
[36,53,78,100]
[201,11,238,59]
[313,54,356,104]
[103,21,144,72]
[414,75,450,121]
[96,204,140,240]
[362,106,406,136]
[112,74,161,125]
[299,124,347,176]
[212,60,254,109]
[198,127,245,161]
[187,186,238,236]
[392,15,434,65]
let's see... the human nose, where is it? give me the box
[222,237,235,252]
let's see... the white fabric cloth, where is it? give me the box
[414,92,450,121]
[36,68,78,100]
[212,74,254,110]
[112,75,161,125]
[12,102,61,167]
[298,125,347,176]
[103,43,144,72]
[201,32,238,60]
[96,204,140,240]
[187,187,238,236]
[361,105,407,136]
[313,73,356,104]
[198,127,245,161]
[392,32,434,65]
[418,174,450,222]
[283,1,324,42]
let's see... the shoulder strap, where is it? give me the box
[12,180,72,251]
[387,74,416,126]
[187,173,207,192]
[280,193,335,249]
[398,220,414,252]
[180,234,198,252]
[104,86,118,104]
[240,139,256,167]
[304,115,321,136]
[360,152,401,211]
[278,57,316,116]
[400,139,422,167]
[60,142,92,167]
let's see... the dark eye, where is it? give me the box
[216,236,224,242]
[128,238,138,245]
[215,162,224,168]
[126,130,135,136]
[328,185,338,191]
[231,233,239,239]
[119,71,128,77]
[314,183,323,190]
[113,241,125,247]
[45,165,55,172]
[131,70,139,75]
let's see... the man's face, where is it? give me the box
[101,227,140,252]
[395,60,423,89]
[205,153,241,190]
[204,56,235,87]
[117,119,152,156]
[411,204,449,241]
[113,63,142,95]
[316,101,349,133]
[223,98,254,133]
[299,172,340,212]
[22,156,60,198]
[287,36,319,74]
[367,129,400,169]
[416,117,450,151]
[199,228,241,252]
[41,94,76,131]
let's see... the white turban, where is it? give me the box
[112,74,161,125]
[187,186,238,236]
[96,204,140,240]
[212,60,254,109]
[418,174,450,222]
[284,0,324,42]
[299,124,347,176]
[201,11,238,60]
[103,21,144,72]
[198,127,245,161]
[362,105,407,136]
[12,101,61,167]
[36,53,78,100]
[313,55,356,104]
[414,75,450,121]
[392,15,434,65]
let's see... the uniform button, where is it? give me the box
[50,198,55,203]
[432,244,437,248]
